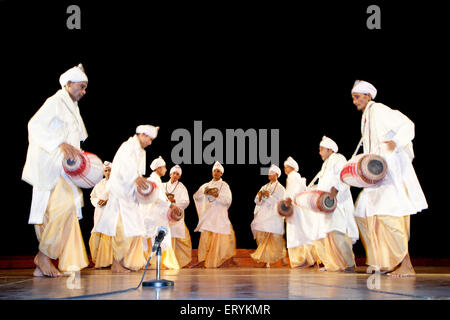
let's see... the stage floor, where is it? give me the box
[1,266,450,300]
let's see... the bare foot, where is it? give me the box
[111,259,130,274]
[265,263,270,268]
[343,266,356,273]
[281,258,289,266]
[33,267,44,277]
[190,260,205,268]
[34,251,62,277]
[386,254,416,278]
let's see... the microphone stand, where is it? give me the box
[142,244,174,288]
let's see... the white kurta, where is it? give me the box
[193,179,232,235]
[22,88,88,224]
[315,153,359,243]
[354,101,428,218]
[251,181,286,237]
[141,172,173,250]
[90,178,109,233]
[285,171,320,248]
[162,180,190,239]
[94,135,146,237]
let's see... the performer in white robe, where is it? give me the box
[141,157,182,270]
[193,161,236,268]
[163,165,192,268]
[284,156,321,268]
[22,64,89,277]
[250,164,288,267]
[88,161,113,268]
[310,136,358,272]
[351,80,428,277]
[94,125,159,273]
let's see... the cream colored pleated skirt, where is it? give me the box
[288,243,320,268]
[34,177,89,272]
[250,231,286,264]
[171,225,193,268]
[356,215,410,271]
[313,231,356,271]
[197,226,236,268]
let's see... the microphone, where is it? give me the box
[152,226,169,252]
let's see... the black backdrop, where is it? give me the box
[0,1,447,259]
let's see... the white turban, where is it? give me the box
[103,161,112,169]
[170,165,182,176]
[319,136,338,153]
[136,125,159,139]
[212,161,224,174]
[59,64,88,88]
[284,156,299,172]
[351,80,377,99]
[268,164,281,177]
[150,156,166,171]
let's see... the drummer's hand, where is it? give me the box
[98,199,107,207]
[285,198,292,206]
[60,142,81,160]
[262,190,270,198]
[384,140,396,152]
[329,187,338,198]
[135,176,149,190]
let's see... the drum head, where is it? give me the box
[168,208,184,222]
[317,192,337,213]
[358,154,387,185]
[277,200,293,217]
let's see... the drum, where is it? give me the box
[277,200,293,217]
[167,207,184,222]
[62,151,104,188]
[135,181,157,204]
[294,190,337,214]
[340,153,387,188]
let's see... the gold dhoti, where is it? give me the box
[250,232,287,264]
[356,215,410,271]
[197,227,236,268]
[314,231,355,271]
[288,243,320,268]
[34,177,89,272]
[144,239,180,270]
[89,232,113,268]
[171,225,192,268]
[111,214,147,271]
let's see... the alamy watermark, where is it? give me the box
[171,121,279,175]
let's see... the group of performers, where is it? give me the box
[22,64,427,279]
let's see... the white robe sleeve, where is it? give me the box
[373,103,415,150]
[216,182,232,209]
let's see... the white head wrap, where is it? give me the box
[103,161,112,169]
[284,156,299,172]
[319,136,338,153]
[268,164,281,177]
[212,161,224,174]
[150,156,166,171]
[59,64,88,88]
[170,165,182,176]
[136,125,159,139]
[351,80,377,99]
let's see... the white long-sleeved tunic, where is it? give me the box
[193,179,232,235]
[285,171,320,248]
[162,180,190,239]
[251,180,286,237]
[315,153,359,243]
[140,172,173,250]
[22,88,87,224]
[94,135,146,237]
[354,101,428,218]
[90,178,109,232]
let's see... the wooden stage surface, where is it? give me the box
[1,250,449,301]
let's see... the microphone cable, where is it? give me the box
[35,248,157,300]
